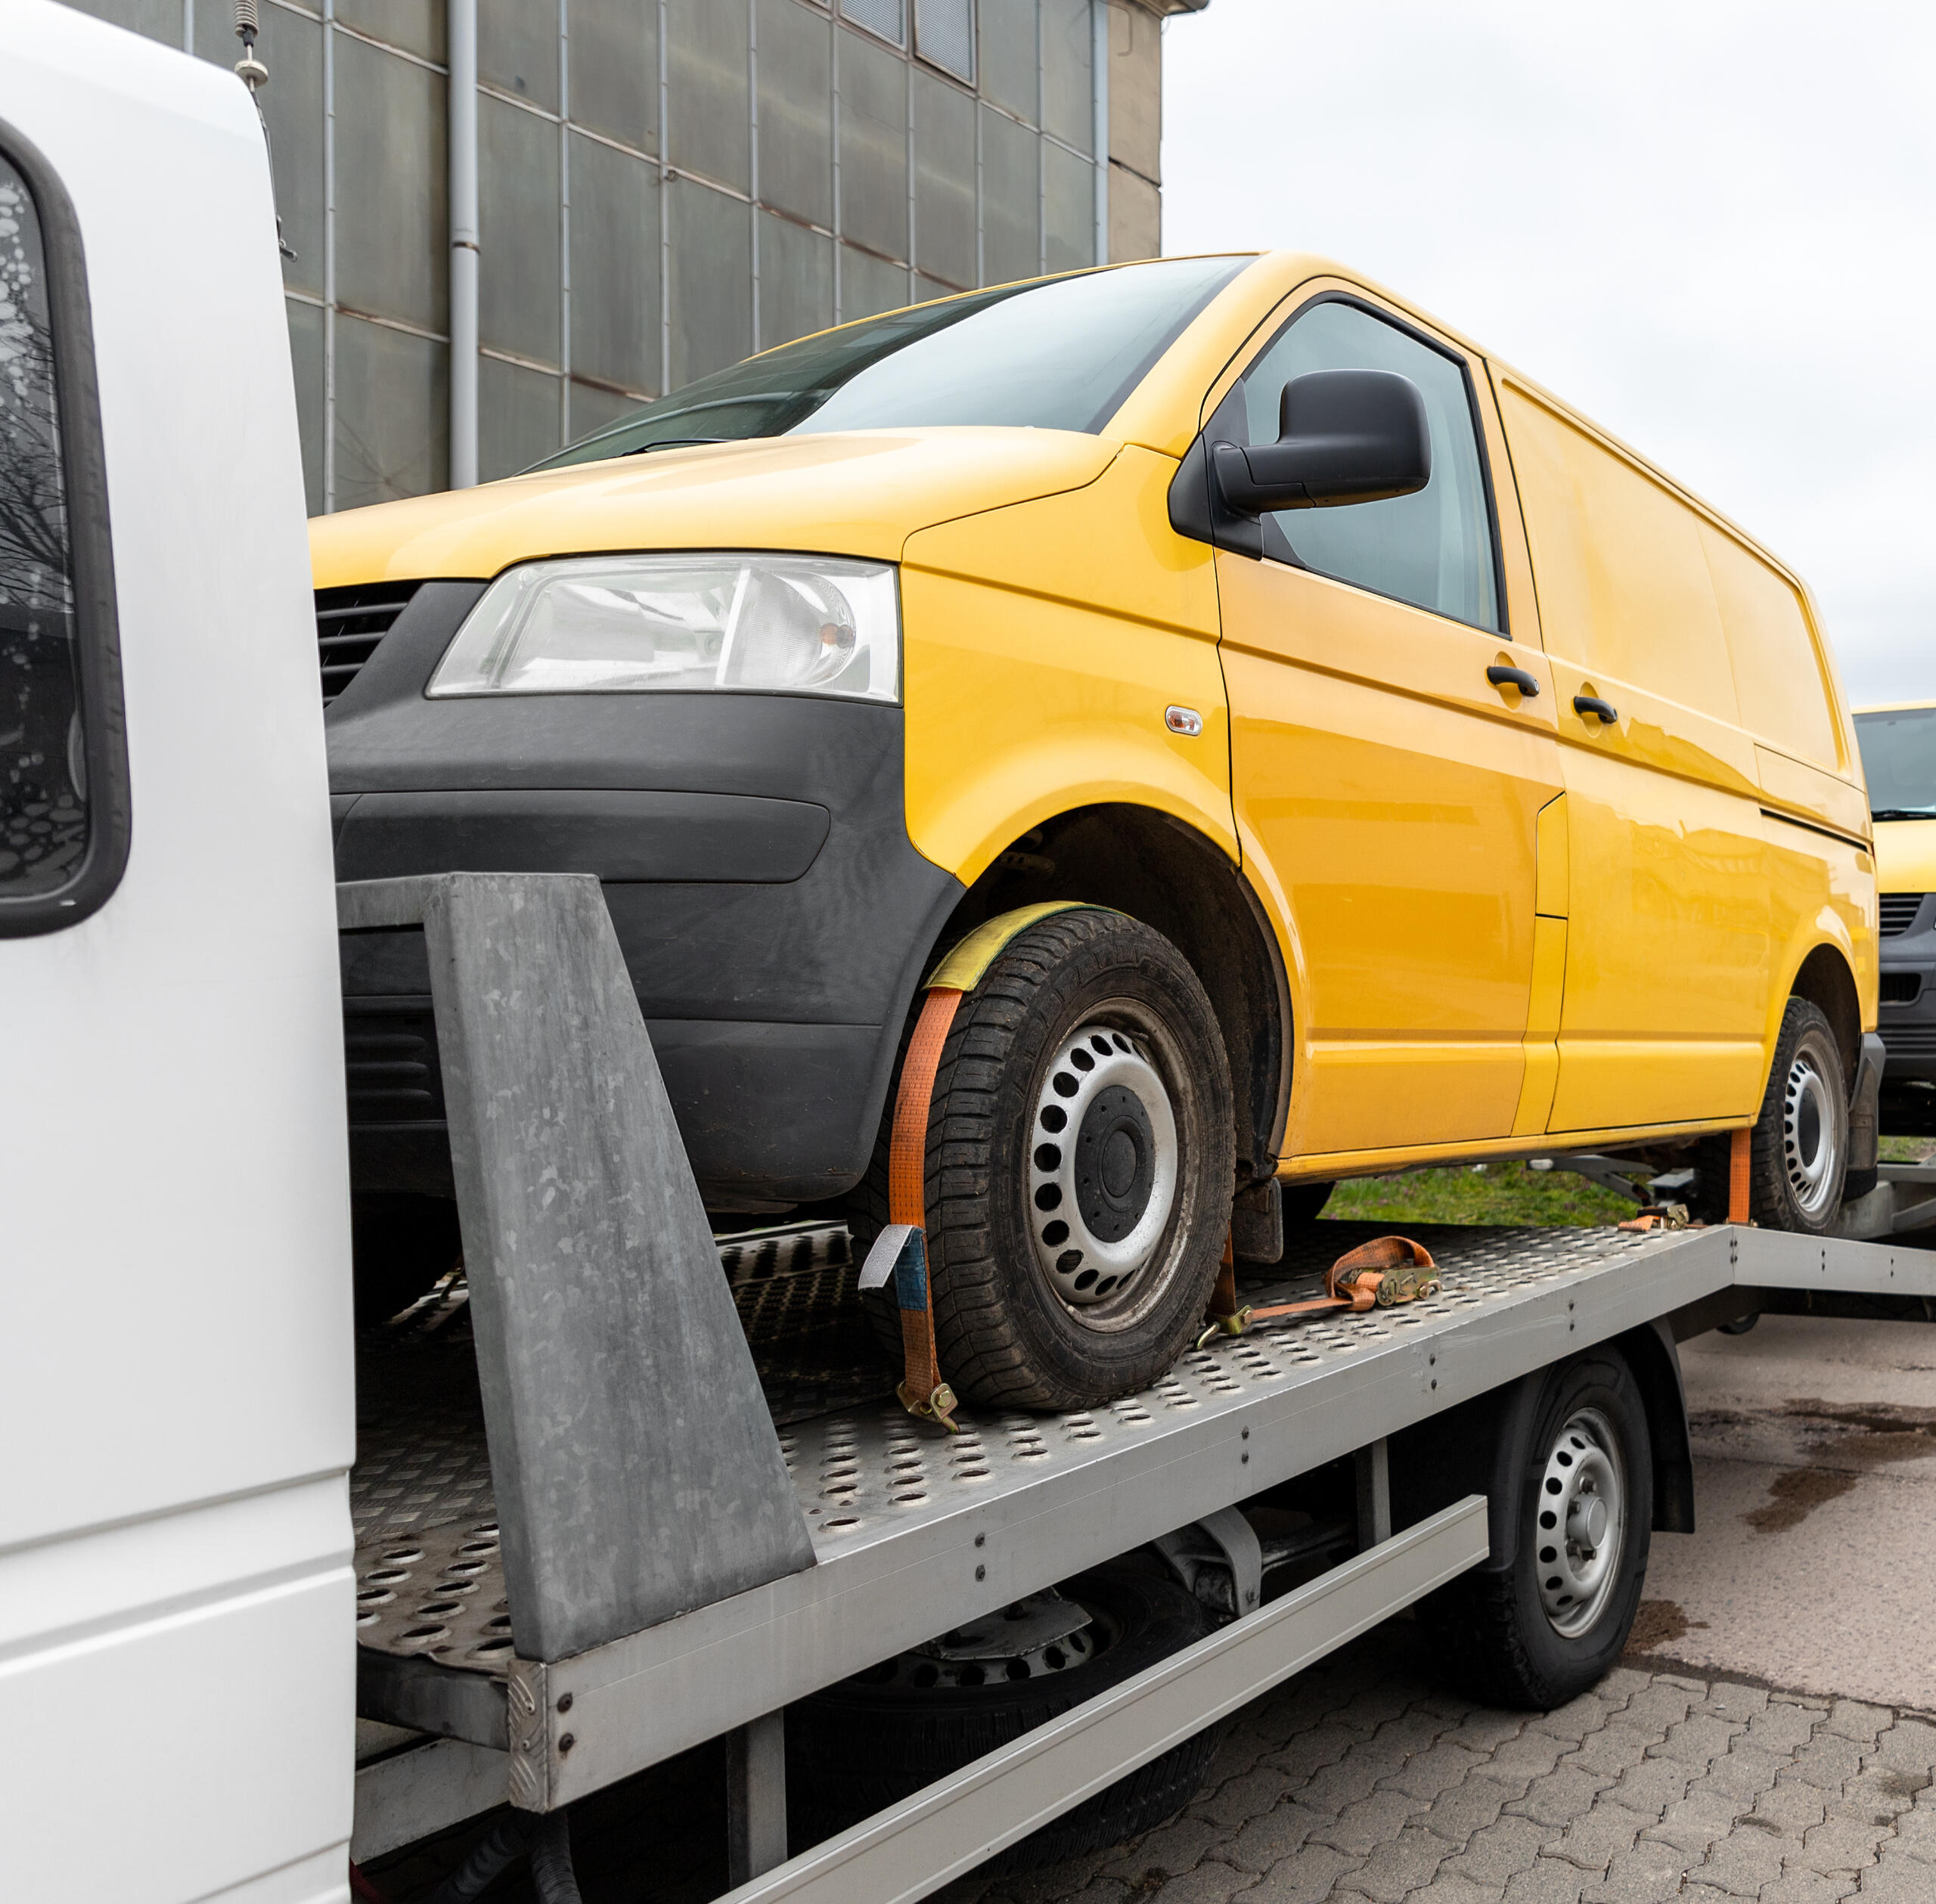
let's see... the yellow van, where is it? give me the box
[1853,700,1936,1133]
[316,253,1879,1408]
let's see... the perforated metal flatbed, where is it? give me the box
[353,1218,1712,1772]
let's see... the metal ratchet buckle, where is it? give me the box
[898,1379,960,1433]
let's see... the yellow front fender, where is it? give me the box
[899,446,1235,885]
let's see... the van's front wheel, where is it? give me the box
[858,910,1235,1412]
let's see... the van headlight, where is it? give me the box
[425,554,900,702]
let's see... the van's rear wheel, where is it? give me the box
[1692,997,1849,1234]
[853,910,1234,1412]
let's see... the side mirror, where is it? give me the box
[1210,368,1432,517]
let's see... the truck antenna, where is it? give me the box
[232,1,296,262]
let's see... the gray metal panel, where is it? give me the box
[1730,1227,1936,1298]
[718,1499,1489,1904]
[332,32,448,333]
[357,1648,507,1745]
[478,89,563,367]
[353,1737,509,1863]
[568,132,662,398]
[339,874,815,1662]
[331,315,448,510]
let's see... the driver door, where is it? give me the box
[1215,292,1563,1157]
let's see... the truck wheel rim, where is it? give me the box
[1535,1407,1626,1639]
[1027,1011,1181,1323]
[1783,1049,1839,1221]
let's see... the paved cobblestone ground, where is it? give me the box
[935,1623,1936,1904]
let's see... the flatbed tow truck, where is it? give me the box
[331,879,1936,1904]
[5,13,1928,1902]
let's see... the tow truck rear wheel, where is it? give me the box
[852,910,1235,1411]
[788,1560,1219,1872]
[1689,997,1850,1234]
[1420,1349,1652,1709]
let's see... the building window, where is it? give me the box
[840,0,907,46]
[915,0,976,82]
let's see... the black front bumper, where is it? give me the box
[1879,893,1936,1131]
[326,582,961,1209]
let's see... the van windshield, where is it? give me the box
[532,256,1250,470]
[1856,706,1936,819]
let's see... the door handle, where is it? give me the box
[1487,665,1540,696]
[1573,695,1618,724]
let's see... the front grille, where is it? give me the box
[316,582,421,707]
[1881,971,1923,1006]
[1882,1025,1936,1057]
[345,999,445,1124]
[1880,893,1926,938]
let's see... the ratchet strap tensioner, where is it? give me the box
[1199,1230,1441,1347]
[858,903,1100,1433]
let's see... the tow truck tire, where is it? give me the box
[787,1561,1219,1872]
[1689,997,1849,1234]
[852,910,1236,1411]
[1420,1350,1652,1710]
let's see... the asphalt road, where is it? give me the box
[1633,1315,1936,1711]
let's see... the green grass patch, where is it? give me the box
[1321,1163,1639,1229]
[1879,1136,1936,1163]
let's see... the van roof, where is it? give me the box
[1853,700,1936,715]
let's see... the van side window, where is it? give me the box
[1240,299,1501,632]
[0,136,126,933]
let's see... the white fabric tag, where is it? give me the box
[858,1222,917,1292]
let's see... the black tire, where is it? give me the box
[787,1562,1219,1874]
[1419,1349,1652,1709]
[1282,1181,1335,1225]
[1690,997,1849,1233]
[352,1192,462,1326]
[851,910,1235,1411]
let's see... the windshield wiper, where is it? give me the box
[624,436,732,456]
[1870,807,1936,821]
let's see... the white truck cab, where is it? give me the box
[1,6,354,1899]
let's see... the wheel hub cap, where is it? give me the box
[1534,1408,1626,1638]
[1028,1022,1178,1310]
[1782,1053,1838,1220]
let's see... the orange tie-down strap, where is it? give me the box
[858,985,965,1431]
[1202,1233,1441,1344]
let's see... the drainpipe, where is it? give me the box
[448,0,480,488]
[1092,0,1111,265]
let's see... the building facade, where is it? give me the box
[66,0,1205,515]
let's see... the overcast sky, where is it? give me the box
[1160,1,1934,709]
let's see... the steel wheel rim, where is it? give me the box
[1026,1005,1182,1330]
[1534,1406,1627,1639]
[1782,1049,1840,1220]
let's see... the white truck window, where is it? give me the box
[0,134,126,932]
